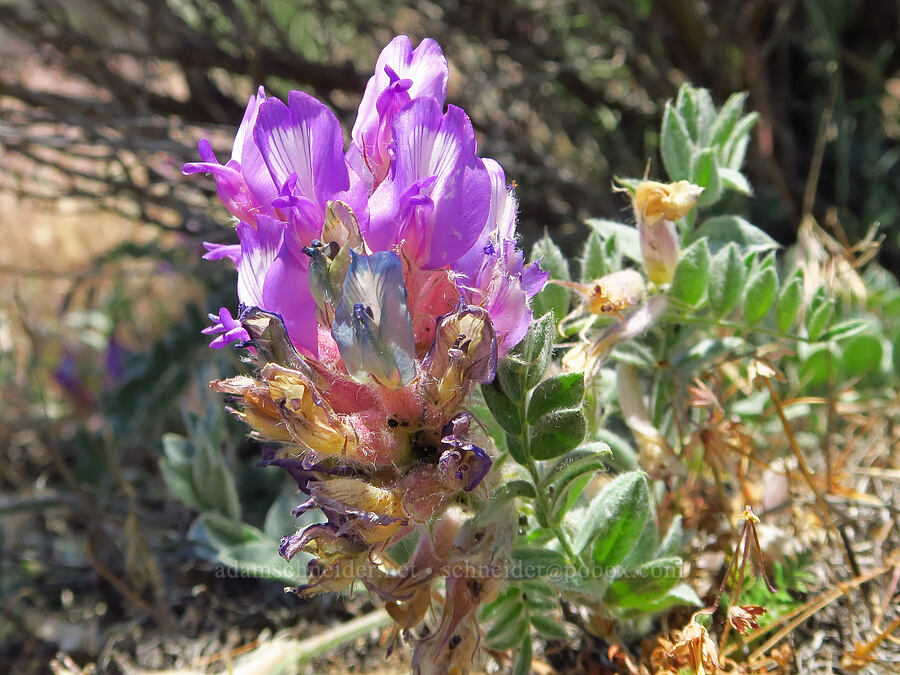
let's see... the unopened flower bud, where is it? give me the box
[640,217,680,285]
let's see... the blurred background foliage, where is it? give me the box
[0,0,897,672]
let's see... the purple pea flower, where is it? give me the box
[202,306,250,349]
[454,159,549,354]
[183,87,276,224]
[187,39,550,643]
[366,99,491,270]
[349,35,448,188]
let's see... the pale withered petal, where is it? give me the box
[423,303,498,411]
[261,363,357,457]
[439,414,492,492]
[332,250,417,388]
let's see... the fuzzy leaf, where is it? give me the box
[842,335,883,375]
[690,147,722,207]
[217,540,308,584]
[530,409,586,460]
[485,603,529,650]
[708,243,745,317]
[656,515,685,558]
[692,215,778,255]
[192,440,241,520]
[821,319,870,342]
[522,312,558,388]
[671,239,710,306]
[476,480,538,526]
[580,230,609,282]
[724,112,759,170]
[531,236,570,320]
[573,471,651,563]
[587,219,643,264]
[719,167,752,194]
[530,614,568,640]
[661,102,693,180]
[806,294,835,341]
[776,273,804,333]
[743,266,779,324]
[513,635,533,675]
[193,511,262,551]
[482,380,524,434]
[527,373,585,424]
[506,433,530,466]
[509,547,569,580]
[710,92,748,149]
[603,557,684,608]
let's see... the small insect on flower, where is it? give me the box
[554,268,646,317]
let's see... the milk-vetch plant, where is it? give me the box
[182,38,884,673]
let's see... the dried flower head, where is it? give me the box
[727,604,766,635]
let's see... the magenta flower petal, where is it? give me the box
[202,306,250,349]
[253,92,349,219]
[262,240,318,357]
[202,241,241,265]
[350,36,448,185]
[235,218,282,308]
[183,89,273,224]
[453,158,516,287]
[367,100,490,269]
[234,216,317,356]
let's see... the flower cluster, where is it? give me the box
[186,36,546,672]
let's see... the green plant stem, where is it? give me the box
[523,452,580,566]
[664,312,810,343]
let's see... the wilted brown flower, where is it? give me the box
[727,604,766,634]
[659,613,721,675]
